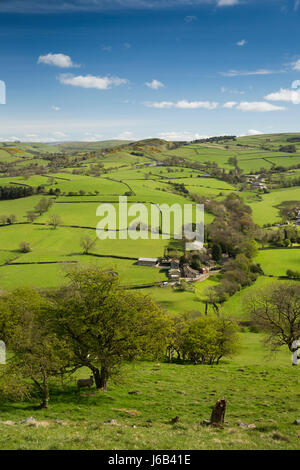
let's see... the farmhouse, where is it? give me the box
[170,259,180,269]
[168,268,181,280]
[137,257,159,267]
[251,181,268,190]
[199,267,209,274]
[181,264,200,279]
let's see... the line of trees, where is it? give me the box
[0,185,34,200]
[204,194,263,305]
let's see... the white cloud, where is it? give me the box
[221,87,245,95]
[0,1,242,14]
[38,53,78,68]
[51,106,61,111]
[292,80,300,89]
[158,131,210,141]
[0,136,20,142]
[236,39,247,47]
[295,0,300,11]
[58,74,129,90]
[82,132,105,142]
[116,131,139,140]
[3,132,69,143]
[248,129,263,135]
[145,101,174,109]
[52,131,68,138]
[221,69,276,77]
[265,88,300,105]
[184,15,197,23]
[237,101,285,112]
[292,59,300,71]
[145,100,218,110]
[145,79,165,90]
[217,0,239,6]
[223,101,237,108]
[176,100,218,109]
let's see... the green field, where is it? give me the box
[256,249,300,276]
[249,187,300,226]
[0,134,299,295]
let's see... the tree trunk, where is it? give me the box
[99,365,109,391]
[40,394,49,409]
[216,355,222,365]
[90,366,102,389]
[90,365,109,390]
[210,397,226,426]
[167,346,173,363]
[174,349,181,362]
[40,373,49,409]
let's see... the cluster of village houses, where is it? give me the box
[137,255,214,282]
[246,175,268,191]
[287,205,300,226]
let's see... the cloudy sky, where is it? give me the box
[1,0,300,142]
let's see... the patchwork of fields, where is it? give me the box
[0,133,299,305]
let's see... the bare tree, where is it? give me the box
[27,211,38,223]
[48,214,63,230]
[246,282,300,358]
[80,236,97,254]
[7,214,17,225]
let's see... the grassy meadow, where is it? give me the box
[0,333,299,450]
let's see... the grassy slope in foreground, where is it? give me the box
[0,332,298,450]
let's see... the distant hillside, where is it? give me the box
[235,133,300,151]
[55,140,133,153]
[3,133,300,157]
[126,138,181,153]
[0,142,62,155]
[0,140,133,155]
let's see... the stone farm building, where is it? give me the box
[137,257,159,267]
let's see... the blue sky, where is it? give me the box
[1,0,300,142]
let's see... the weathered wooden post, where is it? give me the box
[210,397,227,426]
[292,340,300,366]
[0,340,6,364]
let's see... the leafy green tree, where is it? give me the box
[212,244,222,262]
[47,266,172,390]
[48,214,63,229]
[35,197,52,215]
[27,211,38,223]
[0,288,70,408]
[181,316,239,365]
[19,241,31,253]
[80,236,97,254]
[7,214,17,224]
[227,156,238,169]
